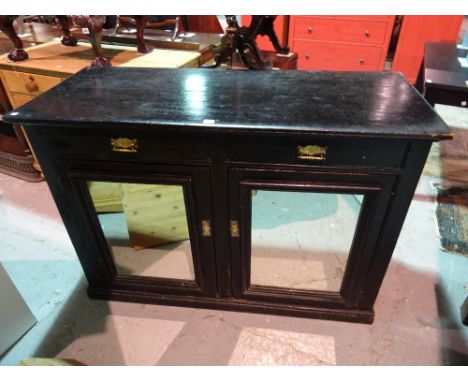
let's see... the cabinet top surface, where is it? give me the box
[5,67,451,140]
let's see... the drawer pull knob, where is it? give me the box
[25,76,39,93]
[297,145,327,160]
[364,30,370,37]
[305,53,310,59]
[307,26,312,33]
[360,58,365,64]
[110,137,139,153]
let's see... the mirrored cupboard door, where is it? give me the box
[228,167,396,308]
[68,163,218,298]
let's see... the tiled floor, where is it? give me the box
[0,105,467,366]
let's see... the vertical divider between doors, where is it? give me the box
[229,168,247,299]
[208,136,233,298]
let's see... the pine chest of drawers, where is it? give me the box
[5,67,451,323]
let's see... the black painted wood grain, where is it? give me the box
[6,67,451,140]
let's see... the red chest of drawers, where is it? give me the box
[288,16,395,71]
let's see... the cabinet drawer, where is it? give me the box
[292,17,389,45]
[226,136,407,170]
[292,40,383,71]
[309,16,392,22]
[9,93,34,108]
[43,127,209,162]
[0,70,62,96]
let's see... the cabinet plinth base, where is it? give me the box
[87,286,375,324]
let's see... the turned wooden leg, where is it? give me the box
[0,15,28,62]
[171,16,180,41]
[266,26,290,55]
[263,17,290,55]
[57,15,78,46]
[71,15,110,67]
[88,31,110,67]
[238,40,271,70]
[88,16,109,67]
[134,15,153,54]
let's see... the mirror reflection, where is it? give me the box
[250,190,362,292]
[87,181,195,280]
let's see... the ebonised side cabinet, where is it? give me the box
[5,67,452,323]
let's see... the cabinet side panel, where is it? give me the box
[358,140,432,309]
[22,126,111,287]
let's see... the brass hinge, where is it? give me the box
[230,220,239,237]
[201,220,212,237]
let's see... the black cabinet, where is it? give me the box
[5,67,451,323]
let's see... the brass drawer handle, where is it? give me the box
[297,145,327,160]
[110,137,138,153]
[25,76,39,93]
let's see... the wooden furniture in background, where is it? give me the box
[0,62,41,181]
[89,182,189,249]
[122,184,189,249]
[422,42,467,108]
[0,15,159,66]
[5,67,451,323]
[208,16,290,70]
[185,16,223,34]
[102,31,221,67]
[0,40,200,109]
[391,16,463,84]
[88,181,124,213]
[231,50,298,70]
[0,21,62,181]
[287,16,395,71]
[241,16,288,52]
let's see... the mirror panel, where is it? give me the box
[250,190,362,292]
[87,181,195,280]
